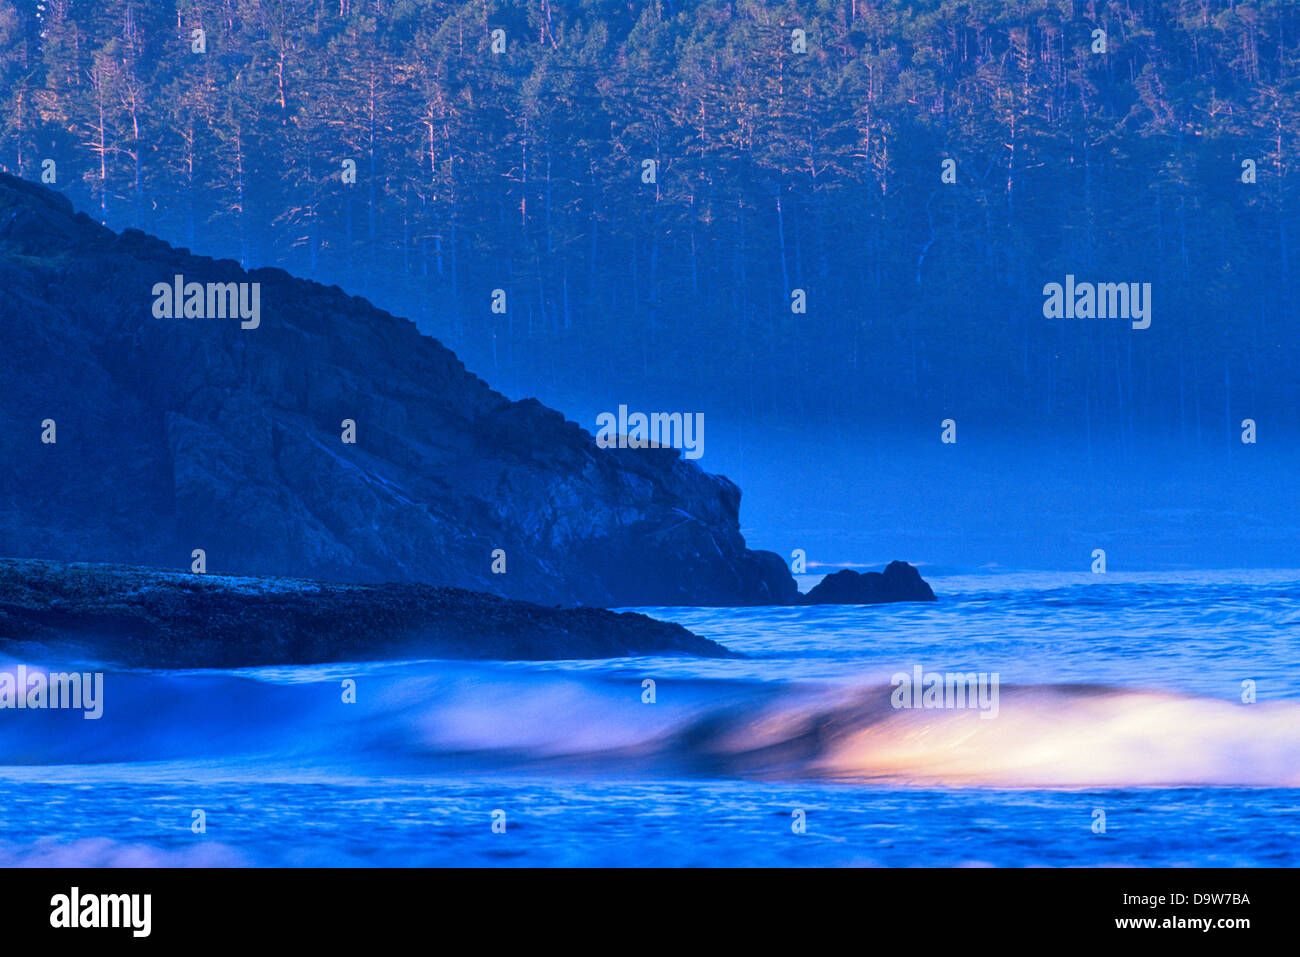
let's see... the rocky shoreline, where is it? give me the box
[0,559,735,667]
[0,557,938,667]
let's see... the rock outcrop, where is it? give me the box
[0,559,735,667]
[0,173,796,607]
[801,562,937,605]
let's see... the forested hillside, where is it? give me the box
[1,0,1296,441]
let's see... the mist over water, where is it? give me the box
[1,0,1296,879]
[543,393,1300,572]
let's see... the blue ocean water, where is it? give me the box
[1,571,1297,867]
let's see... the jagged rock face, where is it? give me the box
[801,562,937,605]
[0,175,797,607]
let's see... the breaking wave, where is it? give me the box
[0,660,1295,788]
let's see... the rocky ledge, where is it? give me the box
[0,559,735,668]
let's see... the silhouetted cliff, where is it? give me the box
[0,174,796,607]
